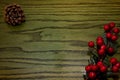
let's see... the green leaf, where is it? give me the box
[102,33,108,45]
[103,55,110,67]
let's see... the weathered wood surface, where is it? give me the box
[0,0,120,80]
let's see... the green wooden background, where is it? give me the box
[0,0,120,80]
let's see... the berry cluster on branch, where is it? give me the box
[84,22,120,80]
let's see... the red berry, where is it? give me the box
[98,49,105,56]
[104,24,110,32]
[109,22,115,29]
[85,65,92,72]
[115,62,120,68]
[96,39,104,46]
[108,47,114,54]
[100,65,107,73]
[111,35,118,41]
[96,36,103,41]
[88,41,94,47]
[113,28,120,34]
[97,61,104,67]
[88,72,96,79]
[91,65,98,71]
[112,66,119,73]
[110,58,118,65]
[100,45,107,50]
[106,32,112,39]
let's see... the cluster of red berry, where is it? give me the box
[88,22,119,57]
[105,22,119,41]
[84,22,120,80]
[85,58,120,80]
[110,58,120,72]
[85,61,107,79]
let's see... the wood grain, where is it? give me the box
[0,0,120,80]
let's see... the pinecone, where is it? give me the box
[4,4,25,26]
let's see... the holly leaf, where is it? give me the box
[102,33,108,45]
[103,55,111,67]
[88,47,98,57]
[92,55,99,64]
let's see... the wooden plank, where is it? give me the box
[0,0,120,80]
